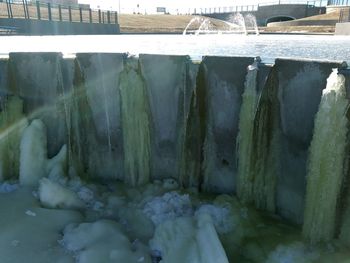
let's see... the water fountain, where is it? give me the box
[183,13,259,35]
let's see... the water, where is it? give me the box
[119,58,151,186]
[303,69,349,244]
[236,62,259,204]
[0,35,350,63]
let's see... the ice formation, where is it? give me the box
[303,70,349,243]
[62,220,151,263]
[19,119,67,186]
[149,214,229,263]
[236,62,259,204]
[143,191,193,225]
[119,58,151,186]
[39,178,84,209]
[0,96,28,182]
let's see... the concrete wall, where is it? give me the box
[0,18,120,35]
[335,22,350,35]
[0,53,348,225]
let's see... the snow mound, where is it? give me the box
[39,178,84,209]
[62,220,151,263]
[0,182,19,193]
[149,214,229,263]
[143,192,193,225]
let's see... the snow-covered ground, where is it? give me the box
[1,175,350,263]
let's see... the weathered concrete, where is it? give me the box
[335,22,350,35]
[0,53,349,226]
[139,54,197,182]
[272,58,343,224]
[0,18,120,35]
[199,56,255,193]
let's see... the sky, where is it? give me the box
[78,0,265,13]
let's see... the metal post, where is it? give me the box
[89,8,92,23]
[68,6,72,22]
[22,0,27,19]
[36,1,41,20]
[48,3,52,21]
[98,9,101,23]
[107,11,110,23]
[8,0,13,18]
[6,0,11,18]
[114,12,118,24]
[102,12,105,23]
[58,5,62,21]
[79,7,82,22]
[25,0,29,18]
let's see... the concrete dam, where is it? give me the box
[1,53,350,262]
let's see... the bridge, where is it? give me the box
[199,1,327,26]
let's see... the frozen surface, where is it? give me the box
[0,187,82,263]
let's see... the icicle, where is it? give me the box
[0,96,28,181]
[303,69,348,244]
[236,62,259,204]
[119,58,151,186]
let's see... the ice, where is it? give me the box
[143,191,193,225]
[62,220,152,263]
[149,214,229,263]
[303,70,349,243]
[0,182,19,193]
[39,178,85,209]
[265,242,319,263]
[19,119,47,186]
[0,96,28,182]
[19,119,68,187]
[0,187,82,263]
[119,58,151,186]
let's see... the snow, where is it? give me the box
[19,120,47,186]
[39,178,85,209]
[143,191,193,225]
[61,220,152,263]
[19,119,68,187]
[0,182,19,193]
[149,214,229,263]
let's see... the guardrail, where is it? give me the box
[0,0,118,24]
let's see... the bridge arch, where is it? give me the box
[265,16,295,25]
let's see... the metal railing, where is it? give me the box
[0,0,118,24]
[339,7,350,21]
[328,0,350,5]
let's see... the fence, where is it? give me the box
[339,7,350,21]
[0,0,118,24]
[328,0,350,5]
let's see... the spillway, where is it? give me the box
[0,53,350,262]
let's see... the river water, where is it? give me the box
[0,34,350,63]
